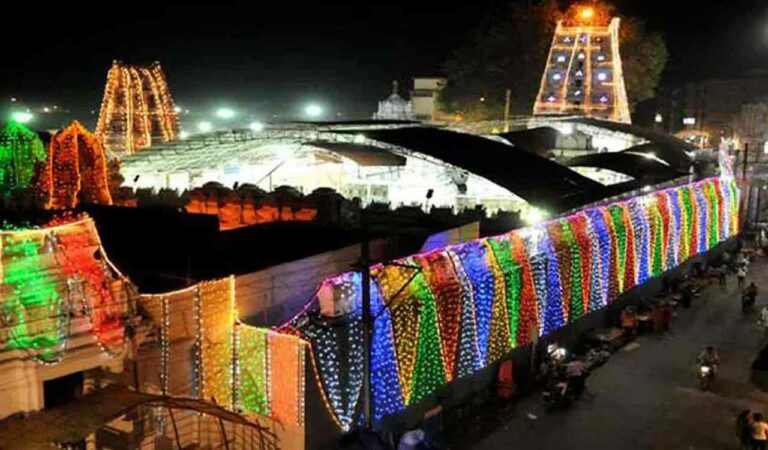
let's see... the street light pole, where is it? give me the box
[360,210,373,430]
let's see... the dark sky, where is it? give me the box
[2,0,767,121]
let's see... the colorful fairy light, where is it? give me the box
[95,61,179,154]
[0,122,47,191]
[0,216,128,363]
[39,121,112,209]
[300,177,739,425]
[199,277,235,408]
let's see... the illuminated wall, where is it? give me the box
[95,61,179,155]
[0,122,47,191]
[40,121,113,209]
[297,176,738,427]
[533,17,631,123]
[0,216,128,363]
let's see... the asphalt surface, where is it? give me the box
[454,259,768,450]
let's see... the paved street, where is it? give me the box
[453,258,768,450]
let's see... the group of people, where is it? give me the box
[737,410,768,450]
[620,302,673,337]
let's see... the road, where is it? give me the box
[452,259,768,450]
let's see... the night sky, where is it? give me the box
[2,0,767,121]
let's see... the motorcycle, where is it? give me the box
[699,364,714,391]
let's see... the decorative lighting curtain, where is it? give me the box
[299,177,739,426]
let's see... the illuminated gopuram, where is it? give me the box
[95,61,179,155]
[533,7,631,123]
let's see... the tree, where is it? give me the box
[620,17,669,110]
[439,0,667,120]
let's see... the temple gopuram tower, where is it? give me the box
[95,61,179,155]
[533,6,631,124]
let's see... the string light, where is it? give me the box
[39,121,112,209]
[533,15,631,123]
[0,122,46,191]
[95,61,179,154]
[295,176,739,425]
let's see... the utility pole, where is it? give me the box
[741,143,750,229]
[503,89,512,133]
[360,210,373,429]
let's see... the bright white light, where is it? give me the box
[197,121,213,132]
[559,124,574,135]
[642,185,652,192]
[597,72,608,81]
[655,113,663,123]
[179,130,189,140]
[764,142,768,155]
[249,121,265,132]
[353,134,365,144]
[174,106,182,113]
[522,206,549,226]
[10,97,17,102]
[643,152,656,160]
[683,117,696,125]
[556,55,566,63]
[552,73,562,81]
[215,107,236,119]
[305,104,323,118]
[10,111,33,124]
[43,107,50,113]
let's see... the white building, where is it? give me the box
[373,81,413,121]
[411,77,445,121]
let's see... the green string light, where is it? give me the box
[0,122,47,190]
[409,272,446,405]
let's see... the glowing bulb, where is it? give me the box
[249,121,265,132]
[43,107,50,113]
[597,72,608,81]
[522,206,549,226]
[197,121,213,132]
[580,7,594,20]
[215,107,236,119]
[10,111,33,124]
[174,106,182,113]
[305,104,323,118]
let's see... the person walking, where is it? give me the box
[752,412,768,450]
[737,409,752,450]
[738,265,748,289]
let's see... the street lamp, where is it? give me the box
[10,111,33,124]
[215,107,236,120]
[197,121,213,132]
[305,104,323,119]
[249,121,265,132]
[522,206,549,226]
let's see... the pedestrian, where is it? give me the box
[565,357,587,397]
[737,409,752,450]
[738,266,747,289]
[621,306,639,337]
[752,412,768,450]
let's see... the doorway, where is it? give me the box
[44,371,84,409]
